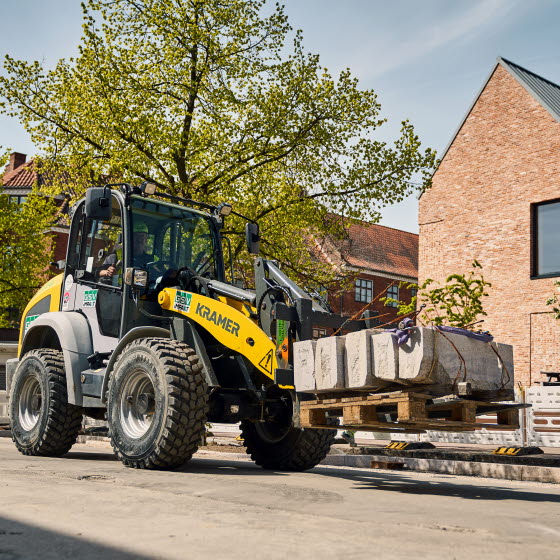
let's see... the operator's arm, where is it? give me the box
[98,253,119,278]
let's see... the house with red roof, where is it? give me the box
[1,152,69,264]
[316,219,418,332]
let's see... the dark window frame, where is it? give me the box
[531,198,560,279]
[386,284,399,307]
[355,278,373,303]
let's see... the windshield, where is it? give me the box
[130,197,222,282]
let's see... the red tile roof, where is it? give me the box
[1,160,37,187]
[316,219,418,279]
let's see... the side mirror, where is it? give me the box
[245,222,260,255]
[124,268,148,289]
[85,187,112,221]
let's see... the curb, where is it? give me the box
[321,453,560,483]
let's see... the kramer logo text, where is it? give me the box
[195,303,240,337]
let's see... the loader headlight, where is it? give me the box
[141,182,157,195]
[217,202,232,216]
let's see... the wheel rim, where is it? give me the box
[119,368,156,439]
[255,420,291,443]
[255,394,293,443]
[18,372,42,431]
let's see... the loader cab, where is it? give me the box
[62,187,225,351]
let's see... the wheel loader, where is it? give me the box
[7,183,524,471]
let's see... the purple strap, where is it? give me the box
[434,325,493,343]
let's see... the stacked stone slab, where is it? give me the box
[293,326,514,398]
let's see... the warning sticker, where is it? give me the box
[62,291,70,309]
[83,289,98,308]
[258,349,274,376]
[174,290,192,313]
[24,315,39,334]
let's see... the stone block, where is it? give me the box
[314,336,345,391]
[371,332,400,383]
[293,340,316,391]
[436,331,514,392]
[398,327,439,384]
[345,329,377,388]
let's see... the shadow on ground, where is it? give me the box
[0,516,151,560]
[60,448,560,504]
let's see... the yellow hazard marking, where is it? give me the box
[386,441,411,450]
[493,447,521,455]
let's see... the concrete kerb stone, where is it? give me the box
[320,453,560,483]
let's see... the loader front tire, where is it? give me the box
[9,349,82,457]
[241,414,335,472]
[107,338,208,470]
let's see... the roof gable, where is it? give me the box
[436,56,560,169]
[1,160,37,189]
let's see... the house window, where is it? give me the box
[9,195,27,205]
[533,200,560,277]
[312,328,327,340]
[355,278,373,303]
[386,284,399,307]
[410,288,418,298]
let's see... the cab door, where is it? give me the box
[63,195,124,353]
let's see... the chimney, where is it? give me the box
[5,152,27,174]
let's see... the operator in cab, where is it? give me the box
[99,220,154,280]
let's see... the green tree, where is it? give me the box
[384,261,492,330]
[0,0,436,287]
[0,190,56,327]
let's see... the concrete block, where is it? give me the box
[495,342,514,389]
[293,340,317,391]
[315,336,345,391]
[398,327,439,384]
[371,332,400,383]
[345,329,382,388]
[436,331,514,393]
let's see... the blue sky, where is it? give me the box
[1,0,560,232]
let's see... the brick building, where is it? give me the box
[419,57,560,386]
[317,219,418,332]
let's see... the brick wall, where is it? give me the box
[419,65,560,386]
[329,271,416,326]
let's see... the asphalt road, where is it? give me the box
[0,438,559,560]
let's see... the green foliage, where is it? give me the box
[0,0,437,288]
[381,281,418,316]
[546,280,560,321]
[420,260,491,329]
[383,262,492,330]
[0,190,56,327]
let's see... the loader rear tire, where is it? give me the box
[241,419,335,472]
[107,338,208,470]
[9,349,82,457]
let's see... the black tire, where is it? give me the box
[241,419,335,472]
[9,349,82,457]
[107,337,208,470]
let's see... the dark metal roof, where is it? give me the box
[499,56,560,122]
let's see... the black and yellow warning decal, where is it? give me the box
[159,288,288,386]
[258,349,274,376]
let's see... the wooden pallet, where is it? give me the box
[298,391,524,433]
